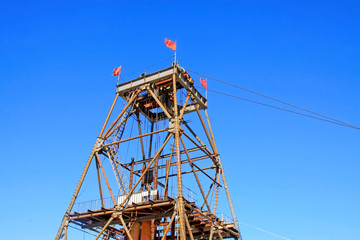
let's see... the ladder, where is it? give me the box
[106,93,135,195]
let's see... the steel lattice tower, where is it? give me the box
[55,63,241,240]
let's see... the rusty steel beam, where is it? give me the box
[64,225,68,240]
[185,203,238,237]
[70,201,175,220]
[55,91,123,240]
[119,214,134,240]
[94,216,115,240]
[182,122,214,157]
[148,122,154,158]
[158,166,214,180]
[179,92,191,119]
[209,172,221,240]
[122,145,206,167]
[58,65,241,240]
[103,128,168,147]
[180,135,211,213]
[136,112,146,160]
[95,157,105,208]
[182,132,215,160]
[201,172,218,210]
[185,213,195,240]
[161,212,177,240]
[165,138,175,197]
[132,154,211,175]
[103,89,140,139]
[117,133,173,208]
[99,93,119,136]
[95,153,116,206]
[172,63,187,240]
[194,102,215,152]
[147,87,172,119]
[204,109,241,240]
[109,157,166,189]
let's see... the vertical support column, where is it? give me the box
[131,222,141,240]
[171,220,175,240]
[64,225,68,240]
[209,171,221,240]
[129,158,135,190]
[153,155,159,199]
[165,138,175,198]
[204,109,242,240]
[141,220,151,240]
[148,123,154,158]
[141,164,146,191]
[172,63,186,239]
[136,112,146,161]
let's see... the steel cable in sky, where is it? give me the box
[196,86,360,131]
[188,69,358,129]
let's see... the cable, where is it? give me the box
[197,86,360,130]
[188,69,358,129]
[239,222,292,240]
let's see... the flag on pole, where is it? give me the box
[113,66,121,76]
[164,38,176,51]
[200,78,207,89]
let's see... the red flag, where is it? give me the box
[113,66,121,76]
[164,38,176,51]
[200,78,207,89]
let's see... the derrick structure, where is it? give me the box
[55,63,241,240]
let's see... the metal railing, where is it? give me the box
[216,212,233,223]
[158,185,198,203]
[72,185,198,213]
[72,196,115,213]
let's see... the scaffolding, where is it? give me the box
[55,62,241,240]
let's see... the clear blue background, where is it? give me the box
[0,1,359,239]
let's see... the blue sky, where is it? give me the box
[0,1,359,239]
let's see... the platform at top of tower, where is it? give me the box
[116,64,207,123]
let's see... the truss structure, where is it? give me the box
[55,63,242,240]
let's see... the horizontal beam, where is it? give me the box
[82,212,174,229]
[103,128,167,147]
[158,166,214,180]
[110,157,166,188]
[70,201,175,219]
[117,67,174,94]
[122,145,206,167]
[133,155,212,174]
[116,65,207,110]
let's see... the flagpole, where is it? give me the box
[206,78,208,99]
[117,66,121,85]
[174,40,177,64]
